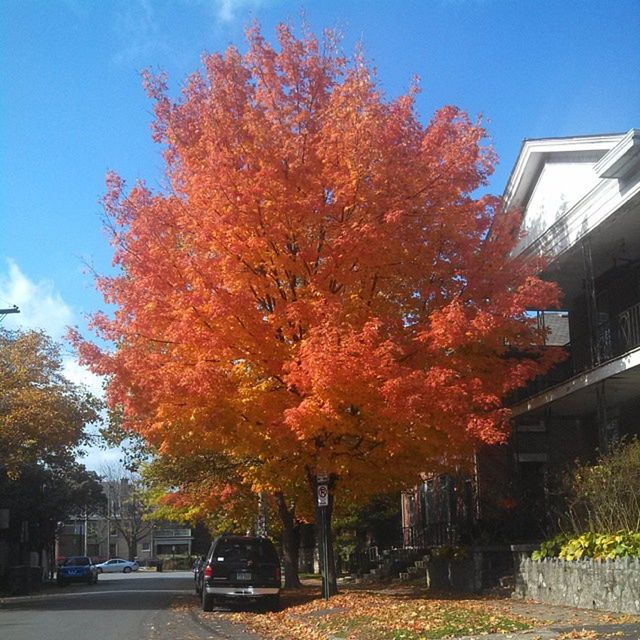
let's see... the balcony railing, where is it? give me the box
[512,300,640,405]
[594,302,640,364]
[596,321,614,362]
[619,302,640,352]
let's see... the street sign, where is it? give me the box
[317,483,329,507]
[316,473,329,484]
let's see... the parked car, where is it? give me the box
[198,535,281,611]
[193,556,205,595]
[57,556,98,586]
[95,558,140,573]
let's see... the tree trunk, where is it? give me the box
[126,536,135,562]
[308,471,338,596]
[275,492,302,588]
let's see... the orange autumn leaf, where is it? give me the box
[70,22,563,504]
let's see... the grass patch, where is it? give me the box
[317,614,376,638]
[218,586,533,640]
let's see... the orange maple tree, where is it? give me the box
[72,24,563,590]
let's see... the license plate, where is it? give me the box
[236,572,251,580]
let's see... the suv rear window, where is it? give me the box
[214,538,278,563]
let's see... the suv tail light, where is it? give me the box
[275,565,281,582]
[204,564,213,578]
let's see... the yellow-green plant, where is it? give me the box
[533,531,640,561]
[531,533,570,560]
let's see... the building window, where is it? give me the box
[142,542,150,552]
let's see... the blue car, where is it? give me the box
[57,556,98,586]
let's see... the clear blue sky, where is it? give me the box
[1,0,639,466]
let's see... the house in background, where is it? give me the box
[403,128,640,546]
[55,519,194,561]
[56,479,194,561]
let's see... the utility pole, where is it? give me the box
[0,305,20,322]
[106,493,111,559]
[84,508,88,556]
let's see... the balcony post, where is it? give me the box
[596,381,609,452]
[581,238,599,367]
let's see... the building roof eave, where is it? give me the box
[502,133,627,213]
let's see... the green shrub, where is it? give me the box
[531,533,570,560]
[567,438,640,533]
[533,440,640,562]
[159,555,195,570]
[532,531,640,561]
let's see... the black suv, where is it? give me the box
[198,535,281,611]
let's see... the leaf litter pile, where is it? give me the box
[212,587,533,639]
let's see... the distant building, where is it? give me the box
[56,479,193,561]
[55,519,194,560]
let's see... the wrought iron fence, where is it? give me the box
[402,523,458,548]
[512,300,640,402]
[619,302,640,352]
[348,545,380,575]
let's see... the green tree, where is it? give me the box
[0,329,101,474]
[0,328,103,582]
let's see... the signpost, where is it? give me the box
[316,474,330,600]
[317,483,329,507]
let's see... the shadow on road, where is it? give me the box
[1,593,194,612]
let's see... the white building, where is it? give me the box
[502,128,640,537]
[402,129,640,545]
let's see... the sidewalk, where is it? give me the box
[207,580,640,640]
[363,579,640,638]
[469,597,640,639]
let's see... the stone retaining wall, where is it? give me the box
[515,557,640,614]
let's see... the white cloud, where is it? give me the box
[62,357,106,399]
[0,259,74,341]
[0,259,106,398]
[79,446,123,473]
[110,0,280,67]
[112,0,172,65]
[0,259,118,471]
[212,0,268,23]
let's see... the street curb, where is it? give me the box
[189,607,262,640]
[0,588,193,605]
[0,590,88,604]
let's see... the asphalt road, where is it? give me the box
[0,571,259,640]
